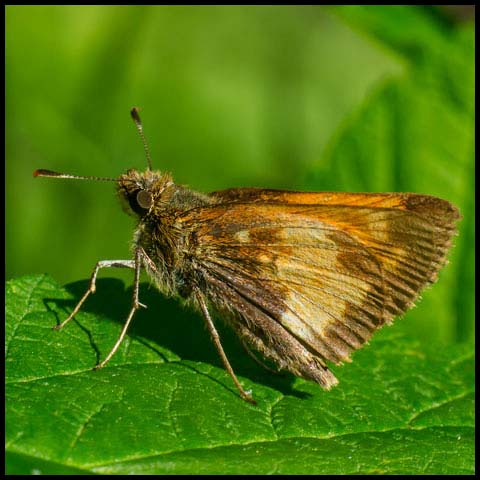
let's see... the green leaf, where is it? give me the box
[6,275,474,474]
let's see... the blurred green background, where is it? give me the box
[6,6,474,345]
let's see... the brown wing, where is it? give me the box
[179,190,460,388]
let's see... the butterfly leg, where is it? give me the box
[194,290,256,405]
[54,248,149,369]
[94,248,150,369]
[53,259,136,331]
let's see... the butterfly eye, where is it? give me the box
[136,190,153,210]
[126,189,153,216]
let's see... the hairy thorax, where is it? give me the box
[117,170,213,298]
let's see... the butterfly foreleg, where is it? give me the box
[53,259,136,331]
[54,248,151,369]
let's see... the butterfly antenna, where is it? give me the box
[130,107,153,171]
[33,169,116,181]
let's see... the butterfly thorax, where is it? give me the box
[117,169,212,297]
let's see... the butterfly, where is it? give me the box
[34,108,461,404]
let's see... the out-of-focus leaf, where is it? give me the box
[305,5,474,343]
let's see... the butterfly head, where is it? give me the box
[117,169,174,218]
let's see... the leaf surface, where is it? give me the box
[5,275,474,474]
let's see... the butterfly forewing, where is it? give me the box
[179,190,460,387]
